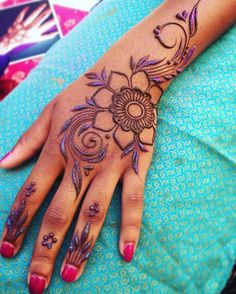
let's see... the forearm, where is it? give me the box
[82,0,236,103]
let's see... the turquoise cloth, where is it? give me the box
[0,0,236,293]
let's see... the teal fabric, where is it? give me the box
[0,0,236,293]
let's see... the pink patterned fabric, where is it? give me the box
[0,0,88,99]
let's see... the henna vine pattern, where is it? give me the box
[4,181,37,244]
[5,199,28,243]
[67,223,93,268]
[59,1,201,199]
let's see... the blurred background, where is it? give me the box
[0,0,101,100]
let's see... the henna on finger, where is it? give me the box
[83,202,102,224]
[67,222,93,267]
[42,232,57,249]
[1,181,37,258]
[61,223,93,283]
[4,199,28,244]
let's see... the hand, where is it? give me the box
[0,4,58,55]
[0,40,163,291]
[0,0,234,292]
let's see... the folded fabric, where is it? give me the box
[0,0,235,293]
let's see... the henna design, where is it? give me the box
[67,223,93,267]
[84,166,94,176]
[3,181,37,244]
[24,181,36,197]
[89,202,99,217]
[42,232,57,249]
[145,0,200,84]
[4,199,28,243]
[59,1,201,198]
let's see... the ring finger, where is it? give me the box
[60,169,120,283]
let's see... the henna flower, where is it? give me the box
[110,87,154,133]
[92,71,161,150]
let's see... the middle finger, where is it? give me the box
[27,166,90,293]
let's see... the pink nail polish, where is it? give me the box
[0,241,14,258]
[62,264,78,283]
[29,275,46,294]
[123,243,135,262]
[0,151,12,163]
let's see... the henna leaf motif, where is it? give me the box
[132,149,139,174]
[81,223,90,245]
[60,135,67,160]
[86,97,96,106]
[138,142,148,152]
[143,59,164,67]
[85,72,99,79]
[189,0,200,37]
[137,55,149,68]
[72,160,82,197]
[121,141,135,157]
[176,10,188,22]
[101,67,107,81]
[71,104,89,111]
[67,223,93,268]
[182,45,197,66]
[87,81,104,87]
[130,56,135,71]
[60,118,72,135]
[77,123,91,136]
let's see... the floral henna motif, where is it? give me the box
[59,1,201,199]
[67,223,93,268]
[24,181,36,197]
[42,232,57,249]
[88,202,99,217]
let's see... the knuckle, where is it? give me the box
[43,145,58,160]
[18,131,30,146]
[125,194,143,208]
[82,201,105,225]
[44,206,70,228]
[122,223,141,232]
[18,131,38,152]
[32,253,51,265]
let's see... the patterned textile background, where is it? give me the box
[0,0,236,293]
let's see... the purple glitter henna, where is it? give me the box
[67,223,93,268]
[24,181,36,197]
[4,199,28,243]
[147,0,201,84]
[59,1,201,198]
[88,202,99,217]
[42,232,57,249]
[3,181,37,244]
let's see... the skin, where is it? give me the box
[0,4,58,55]
[0,0,236,292]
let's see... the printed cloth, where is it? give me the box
[0,0,236,293]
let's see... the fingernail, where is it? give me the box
[61,264,78,283]
[29,275,46,294]
[123,243,135,262]
[0,151,12,163]
[0,241,14,258]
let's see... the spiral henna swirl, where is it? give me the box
[59,1,201,199]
